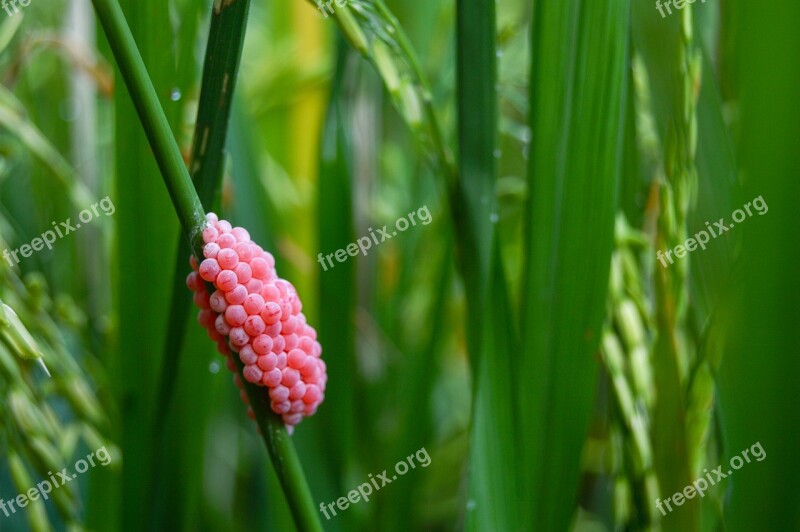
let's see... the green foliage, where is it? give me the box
[0,0,797,530]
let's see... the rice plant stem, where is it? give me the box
[371,0,457,188]
[91,0,205,250]
[90,0,322,529]
[153,0,251,445]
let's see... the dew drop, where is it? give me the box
[209,361,220,374]
[170,88,182,101]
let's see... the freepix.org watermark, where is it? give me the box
[656,195,767,268]
[314,0,349,18]
[317,205,432,271]
[3,196,115,267]
[1,447,112,520]
[319,447,432,520]
[655,441,766,517]
[655,0,706,19]
[1,0,34,17]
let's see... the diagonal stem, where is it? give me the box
[153,0,250,450]
[90,0,322,529]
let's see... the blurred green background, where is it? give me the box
[0,0,797,530]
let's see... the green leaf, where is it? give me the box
[467,243,519,530]
[101,0,181,529]
[315,40,358,519]
[518,0,630,528]
[716,1,800,529]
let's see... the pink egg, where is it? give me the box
[300,360,317,378]
[243,293,265,315]
[262,368,282,387]
[305,366,320,385]
[290,400,305,414]
[273,401,291,414]
[215,314,231,335]
[289,382,306,401]
[303,384,321,404]
[229,327,250,347]
[287,349,307,369]
[257,352,278,372]
[283,334,298,351]
[203,225,219,244]
[245,278,263,294]
[216,270,238,292]
[217,233,236,249]
[234,242,253,262]
[204,243,220,260]
[282,316,298,335]
[224,284,248,305]
[298,337,314,354]
[282,368,300,387]
[225,305,247,327]
[234,262,252,283]
[199,258,221,282]
[275,280,290,297]
[209,290,228,313]
[250,257,269,280]
[198,309,216,329]
[280,301,292,320]
[269,385,290,403]
[186,272,203,291]
[217,248,239,270]
[244,315,266,337]
[231,227,250,242]
[252,334,274,356]
[264,321,282,338]
[272,335,286,354]
[239,345,258,365]
[243,365,262,384]
[193,290,211,309]
[261,301,282,324]
[284,413,303,426]
[261,284,280,302]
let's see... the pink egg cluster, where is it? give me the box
[187,212,326,428]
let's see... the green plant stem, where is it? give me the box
[150,1,253,520]
[232,356,323,532]
[91,0,205,250]
[153,0,251,446]
[371,0,457,185]
[90,0,322,529]
[366,0,457,194]
[310,0,456,189]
